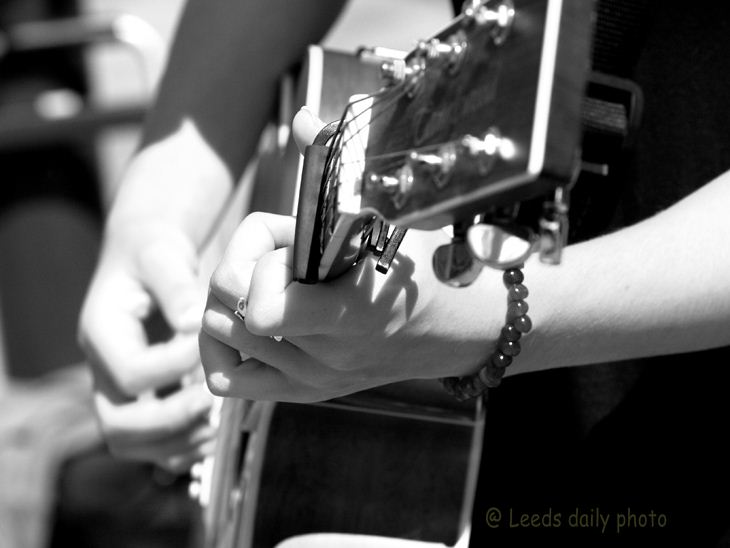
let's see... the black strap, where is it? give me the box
[591,0,650,76]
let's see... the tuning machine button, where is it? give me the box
[416,30,468,74]
[380,55,425,96]
[433,222,484,287]
[433,239,484,287]
[462,0,515,45]
[466,223,537,269]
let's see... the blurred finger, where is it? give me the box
[137,234,203,333]
[94,382,213,446]
[115,419,217,473]
[80,273,202,399]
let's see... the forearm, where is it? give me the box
[513,172,730,374]
[108,0,347,248]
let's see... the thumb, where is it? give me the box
[292,106,327,155]
[138,235,203,334]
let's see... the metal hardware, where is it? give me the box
[368,160,414,210]
[376,226,408,274]
[462,0,515,45]
[433,239,484,287]
[381,54,426,97]
[416,30,469,73]
[539,185,570,265]
[466,223,537,269]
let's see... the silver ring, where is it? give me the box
[234,297,247,322]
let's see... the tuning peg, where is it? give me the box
[433,238,484,287]
[462,0,515,45]
[466,223,537,269]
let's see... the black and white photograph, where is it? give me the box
[2,1,730,547]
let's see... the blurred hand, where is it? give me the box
[79,220,215,472]
[198,109,500,402]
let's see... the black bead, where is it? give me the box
[514,314,533,333]
[503,268,524,287]
[507,300,529,320]
[499,339,521,357]
[508,283,529,301]
[479,367,503,388]
[491,351,513,368]
[501,324,522,342]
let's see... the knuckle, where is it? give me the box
[245,298,278,336]
[242,211,266,228]
[242,311,268,336]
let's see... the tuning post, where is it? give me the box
[408,143,458,188]
[462,0,515,45]
[539,185,570,265]
[368,161,414,210]
[461,128,515,174]
[380,55,426,97]
[380,58,406,85]
[416,30,468,73]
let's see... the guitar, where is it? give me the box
[199,0,595,546]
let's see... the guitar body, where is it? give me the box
[202,47,485,548]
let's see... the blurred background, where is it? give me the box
[0,1,449,547]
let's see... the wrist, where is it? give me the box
[441,266,533,400]
[107,122,234,249]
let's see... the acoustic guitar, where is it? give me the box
[197,0,595,546]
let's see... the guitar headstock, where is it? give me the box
[294,0,595,283]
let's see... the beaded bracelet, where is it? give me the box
[440,266,532,402]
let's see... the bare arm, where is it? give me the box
[200,112,730,402]
[109,0,348,247]
[516,172,730,374]
[79,0,347,468]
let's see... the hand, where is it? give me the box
[198,109,503,402]
[79,220,215,472]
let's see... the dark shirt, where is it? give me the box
[464,1,730,546]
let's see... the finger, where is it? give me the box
[209,242,343,337]
[114,420,217,473]
[292,106,327,155]
[80,275,202,398]
[201,292,312,379]
[94,382,213,445]
[208,213,296,311]
[245,247,367,337]
[199,330,304,400]
[137,233,203,333]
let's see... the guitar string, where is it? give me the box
[326,87,479,174]
[316,82,413,249]
[320,83,410,192]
